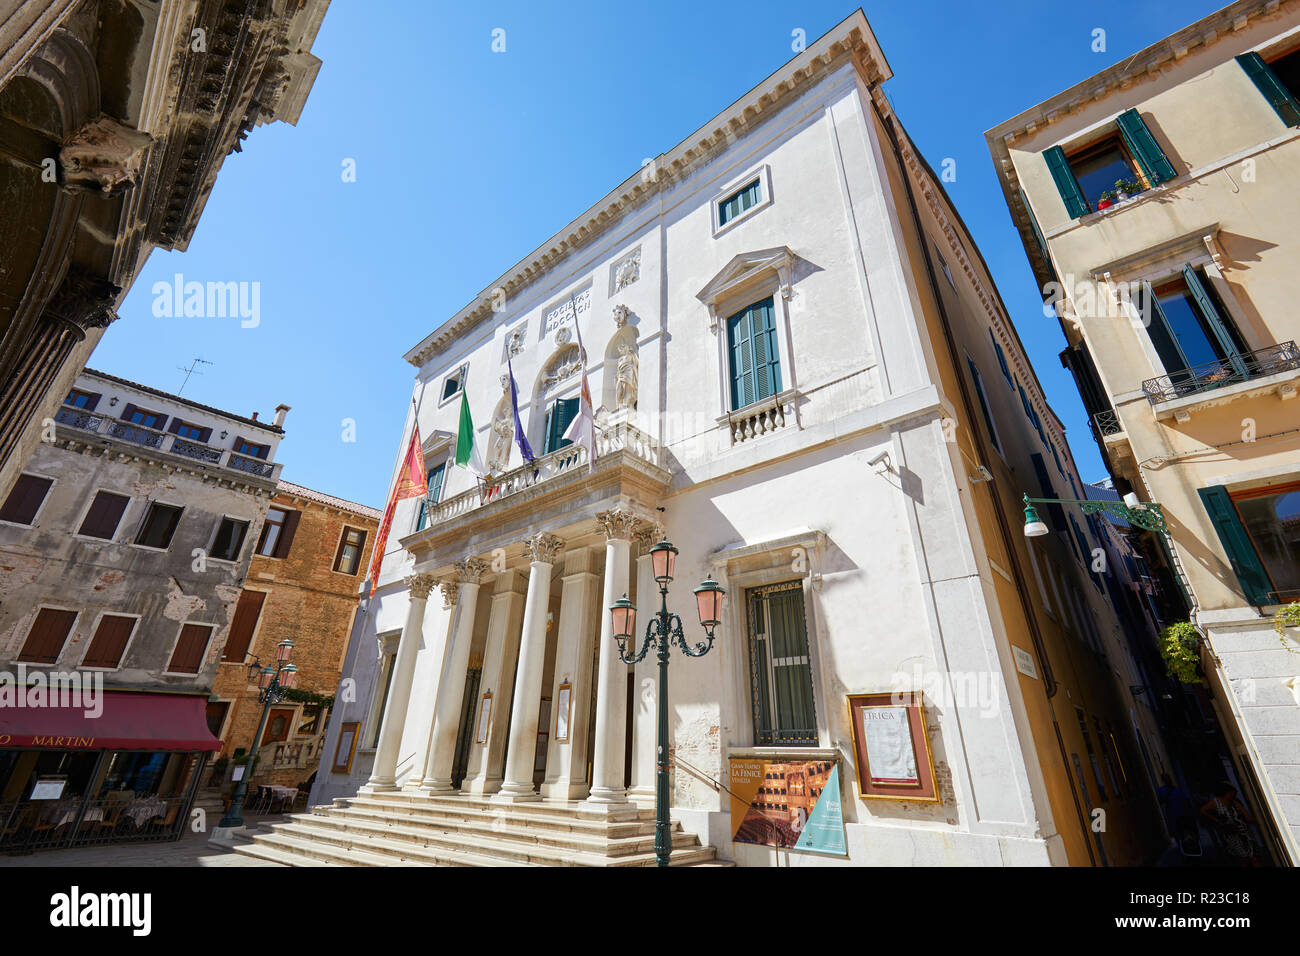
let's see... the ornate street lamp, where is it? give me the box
[218,644,300,830]
[1021,493,1170,538]
[610,538,724,868]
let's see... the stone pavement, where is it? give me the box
[0,813,287,867]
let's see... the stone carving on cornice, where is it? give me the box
[541,344,582,391]
[59,115,155,196]
[455,557,491,584]
[44,269,121,333]
[505,326,526,360]
[596,508,642,541]
[406,573,438,599]
[523,532,565,564]
[612,246,641,292]
[438,578,460,608]
[632,523,664,551]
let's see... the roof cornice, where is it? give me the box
[403,9,890,368]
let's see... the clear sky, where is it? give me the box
[93,0,1229,508]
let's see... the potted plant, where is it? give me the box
[1113,177,1143,201]
[1159,621,1204,684]
[1096,189,1117,210]
[1273,602,1300,655]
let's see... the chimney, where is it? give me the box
[274,404,290,428]
[251,411,259,422]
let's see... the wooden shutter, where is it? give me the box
[751,299,781,402]
[1141,281,1190,374]
[1043,146,1090,219]
[17,608,77,664]
[1197,486,1276,606]
[728,308,755,409]
[1182,265,1246,374]
[1115,109,1177,185]
[222,590,266,662]
[1236,52,1300,127]
[82,615,135,668]
[273,509,300,558]
[0,474,53,524]
[78,491,130,539]
[167,623,213,673]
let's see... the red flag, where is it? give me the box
[367,424,428,597]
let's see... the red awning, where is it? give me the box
[0,691,221,751]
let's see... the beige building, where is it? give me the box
[987,0,1300,864]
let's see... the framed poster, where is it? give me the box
[847,692,939,801]
[30,775,67,800]
[476,692,493,744]
[331,721,360,774]
[554,683,572,742]
[727,758,846,855]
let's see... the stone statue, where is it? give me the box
[616,344,638,410]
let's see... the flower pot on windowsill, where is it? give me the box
[1097,198,1114,210]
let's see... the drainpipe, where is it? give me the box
[871,90,1098,866]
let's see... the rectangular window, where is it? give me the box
[1144,268,1247,384]
[222,589,266,662]
[167,623,214,674]
[234,438,269,459]
[1046,111,1174,218]
[333,526,368,575]
[135,502,183,549]
[17,608,77,664]
[416,462,447,531]
[718,178,762,226]
[442,366,467,401]
[990,330,1012,386]
[1066,135,1144,211]
[82,614,136,669]
[168,419,210,442]
[1237,51,1300,127]
[747,581,817,746]
[966,358,1002,454]
[211,517,250,561]
[78,490,130,539]
[1230,482,1300,604]
[935,248,957,290]
[0,474,54,525]
[1094,715,1123,798]
[122,405,166,430]
[1075,707,1108,801]
[542,398,579,455]
[65,389,100,410]
[368,651,398,747]
[256,507,299,558]
[727,297,782,411]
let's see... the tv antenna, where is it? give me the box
[177,357,213,394]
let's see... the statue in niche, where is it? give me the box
[615,344,638,410]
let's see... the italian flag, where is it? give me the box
[455,390,487,475]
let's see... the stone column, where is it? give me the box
[420,557,490,791]
[460,568,527,795]
[540,546,602,801]
[495,532,565,802]
[583,509,642,809]
[627,524,662,804]
[366,573,437,791]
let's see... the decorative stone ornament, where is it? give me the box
[632,524,665,551]
[455,557,491,584]
[612,247,641,292]
[59,115,155,195]
[555,325,572,346]
[612,304,629,328]
[596,509,642,540]
[406,573,438,599]
[438,579,460,608]
[615,345,638,410]
[523,532,565,564]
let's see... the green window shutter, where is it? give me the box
[542,398,578,454]
[1116,109,1177,185]
[728,297,782,410]
[1141,280,1191,374]
[1018,187,1051,263]
[1236,52,1300,128]
[1181,265,1246,377]
[1043,146,1089,219]
[1198,486,1276,605]
[728,310,755,409]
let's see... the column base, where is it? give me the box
[491,785,541,804]
[420,777,457,793]
[579,786,631,813]
[627,786,656,806]
[361,779,398,793]
[539,780,591,802]
[460,776,502,796]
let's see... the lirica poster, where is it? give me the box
[728,758,846,855]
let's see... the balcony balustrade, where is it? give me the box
[1142,341,1300,405]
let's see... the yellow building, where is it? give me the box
[987,0,1300,865]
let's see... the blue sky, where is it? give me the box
[95,0,1229,507]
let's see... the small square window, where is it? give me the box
[211,517,250,561]
[235,438,269,459]
[333,526,368,575]
[136,502,183,549]
[65,389,99,409]
[719,178,762,227]
[1066,136,1145,211]
[123,405,166,429]
[1268,47,1300,101]
[442,366,467,402]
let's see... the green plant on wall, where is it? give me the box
[1274,602,1300,654]
[1159,621,1203,684]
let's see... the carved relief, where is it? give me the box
[44,269,121,331]
[438,579,460,608]
[59,115,155,196]
[406,573,439,599]
[615,345,638,410]
[523,532,565,564]
[612,304,629,328]
[541,344,583,391]
[612,247,641,292]
[544,289,590,337]
[504,326,526,360]
[455,557,491,584]
[596,509,642,541]
[633,524,665,551]
[554,325,571,346]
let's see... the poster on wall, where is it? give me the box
[727,757,846,855]
[847,692,939,801]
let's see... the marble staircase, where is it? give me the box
[231,791,726,867]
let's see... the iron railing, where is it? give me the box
[1093,409,1124,437]
[0,795,188,852]
[1142,341,1300,405]
[108,420,166,448]
[227,452,275,477]
[171,438,222,463]
[53,407,105,431]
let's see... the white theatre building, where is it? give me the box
[290,12,1167,868]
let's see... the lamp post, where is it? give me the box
[1021,493,1170,537]
[216,639,299,829]
[609,538,724,868]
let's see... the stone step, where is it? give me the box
[299,807,700,858]
[350,791,657,823]
[244,830,431,867]
[263,817,715,868]
[333,797,668,839]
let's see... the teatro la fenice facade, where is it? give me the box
[311,11,1161,867]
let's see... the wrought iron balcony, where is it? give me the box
[1142,341,1300,405]
[1092,409,1124,437]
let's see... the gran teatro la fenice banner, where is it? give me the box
[728,758,846,855]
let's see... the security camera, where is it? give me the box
[867,450,892,470]
[969,465,993,484]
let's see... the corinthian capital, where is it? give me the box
[596,508,642,541]
[404,573,438,599]
[455,557,491,584]
[439,579,460,608]
[523,532,565,565]
[632,523,664,551]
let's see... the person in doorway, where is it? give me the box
[1199,783,1261,867]
[1156,773,1195,836]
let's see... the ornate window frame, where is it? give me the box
[710,164,774,238]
